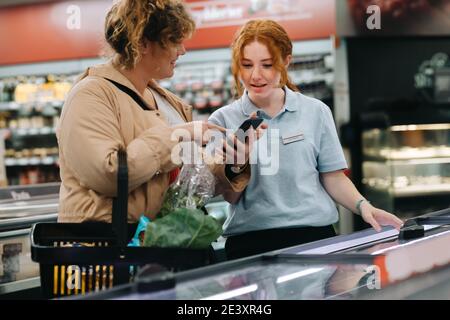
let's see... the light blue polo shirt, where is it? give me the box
[208,87,348,237]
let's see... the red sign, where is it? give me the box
[185,0,335,49]
[0,0,110,66]
[0,0,335,66]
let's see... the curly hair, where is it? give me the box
[105,0,195,69]
[231,19,298,97]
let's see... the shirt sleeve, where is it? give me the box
[208,109,226,127]
[317,105,348,172]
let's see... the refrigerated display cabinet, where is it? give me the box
[360,103,450,219]
[0,183,58,298]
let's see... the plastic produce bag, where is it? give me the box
[143,163,222,249]
[159,163,216,217]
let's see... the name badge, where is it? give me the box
[282,131,304,145]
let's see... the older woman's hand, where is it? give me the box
[173,121,226,145]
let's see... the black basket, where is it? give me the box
[31,150,211,299]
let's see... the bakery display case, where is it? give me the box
[361,105,450,218]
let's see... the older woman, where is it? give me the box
[57,0,253,223]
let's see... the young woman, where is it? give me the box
[57,0,254,223]
[209,19,403,260]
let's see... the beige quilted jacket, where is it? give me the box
[57,62,250,223]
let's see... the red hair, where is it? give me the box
[231,19,299,97]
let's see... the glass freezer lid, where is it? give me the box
[0,196,58,219]
[344,225,450,255]
[115,225,450,300]
[120,257,379,300]
[0,230,39,285]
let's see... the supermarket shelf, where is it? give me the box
[4,156,58,167]
[175,39,333,65]
[364,150,450,161]
[11,126,56,137]
[364,184,450,197]
[0,100,63,111]
[391,184,450,197]
[391,157,450,165]
[0,183,59,201]
[0,101,20,111]
[363,156,450,165]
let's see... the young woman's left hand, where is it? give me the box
[215,112,267,167]
[249,111,268,140]
[360,201,404,232]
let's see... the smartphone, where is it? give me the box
[234,117,264,142]
[237,117,264,132]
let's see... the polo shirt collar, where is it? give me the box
[240,86,298,117]
[284,86,298,112]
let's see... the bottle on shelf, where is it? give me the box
[53,75,72,101]
[0,79,5,102]
[42,105,58,128]
[19,168,29,185]
[4,78,17,102]
[36,75,55,102]
[28,166,39,184]
[0,113,8,129]
[30,107,45,129]
[17,107,32,129]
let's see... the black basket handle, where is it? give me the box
[112,149,128,247]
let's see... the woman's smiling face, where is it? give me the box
[239,40,281,99]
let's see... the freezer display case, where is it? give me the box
[0,183,58,298]
[77,208,450,300]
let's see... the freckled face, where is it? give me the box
[239,41,281,100]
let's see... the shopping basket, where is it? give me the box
[31,150,212,299]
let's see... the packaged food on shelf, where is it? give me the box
[14,76,38,103]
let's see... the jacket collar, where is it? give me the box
[78,61,192,122]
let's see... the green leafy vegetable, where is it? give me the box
[158,185,206,218]
[143,208,222,249]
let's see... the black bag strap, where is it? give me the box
[106,78,156,111]
[112,149,129,247]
